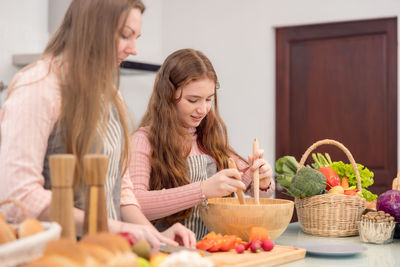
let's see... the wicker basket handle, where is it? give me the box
[297,139,362,192]
[0,199,29,222]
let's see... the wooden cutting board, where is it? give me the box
[208,245,306,267]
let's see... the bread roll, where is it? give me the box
[0,220,16,244]
[18,218,44,238]
[0,212,5,222]
[39,238,98,267]
[23,254,85,267]
[80,232,138,267]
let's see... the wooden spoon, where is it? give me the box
[253,138,260,205]
[228,158,245,204]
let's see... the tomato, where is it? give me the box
[208,238,224,252]
[196,239,215,251]
[219,235,237,251]
[203,231,217,240]
[199,232,241,252]
[318,166,340,190]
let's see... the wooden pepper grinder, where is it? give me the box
[49,154,77,240]
[83,154,109,234]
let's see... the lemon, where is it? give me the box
[138,257,151,267]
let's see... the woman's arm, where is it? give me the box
[0,67,60,220]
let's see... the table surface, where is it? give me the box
[274,222,400,267]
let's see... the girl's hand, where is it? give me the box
[248,149,273,190]
[201,169,246,199]
[161,222,197,248]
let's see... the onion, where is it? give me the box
[376,190,400,222]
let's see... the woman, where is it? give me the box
[0,0,195,249]
[130,48,275,240]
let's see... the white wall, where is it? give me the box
[161,0,400,167]
[1,0,399,167]
[0,0,49,105]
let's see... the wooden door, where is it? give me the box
[275,18,397,203]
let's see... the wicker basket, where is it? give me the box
[295,139,366,237]
[0,199,62,267]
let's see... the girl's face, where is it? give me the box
[117,8,142,65]
[175,77,215,128]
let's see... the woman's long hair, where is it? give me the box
[41,0,144,194]
[140,49,238,223]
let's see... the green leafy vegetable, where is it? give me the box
[275,156,298,177]
[277,166,326,199]
[361,189,378,202]
[330,161,374,188]
[329,161,377,201]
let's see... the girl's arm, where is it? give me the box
[129,129,204,220]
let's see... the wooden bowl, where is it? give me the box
[199,197,294,240]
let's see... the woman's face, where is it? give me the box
[117,8,142,65]
[175,77,215,128]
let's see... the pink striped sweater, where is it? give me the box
[129,127,275,221]
[0,57,138,220]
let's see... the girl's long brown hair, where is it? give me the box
[140,49,239,223]
[8,0,145,194]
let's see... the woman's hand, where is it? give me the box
[161,222,197,248]
[119,222,179,254]
[201,169,246,199]
[248,149,273,190]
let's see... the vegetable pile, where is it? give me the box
[196,226,274,254]
[275,153,377,201]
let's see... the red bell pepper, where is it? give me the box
[318,166,340,190]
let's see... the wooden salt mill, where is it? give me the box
[49,154,76,240]
[83,154,109,234]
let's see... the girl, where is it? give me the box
[0,0,195,249]
[130,48,275,239]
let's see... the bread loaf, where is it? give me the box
[23,238,98,267]
[80,232,138,267]
[23,233,139,267]
[18,218,44,238]
[0,220,16,245]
